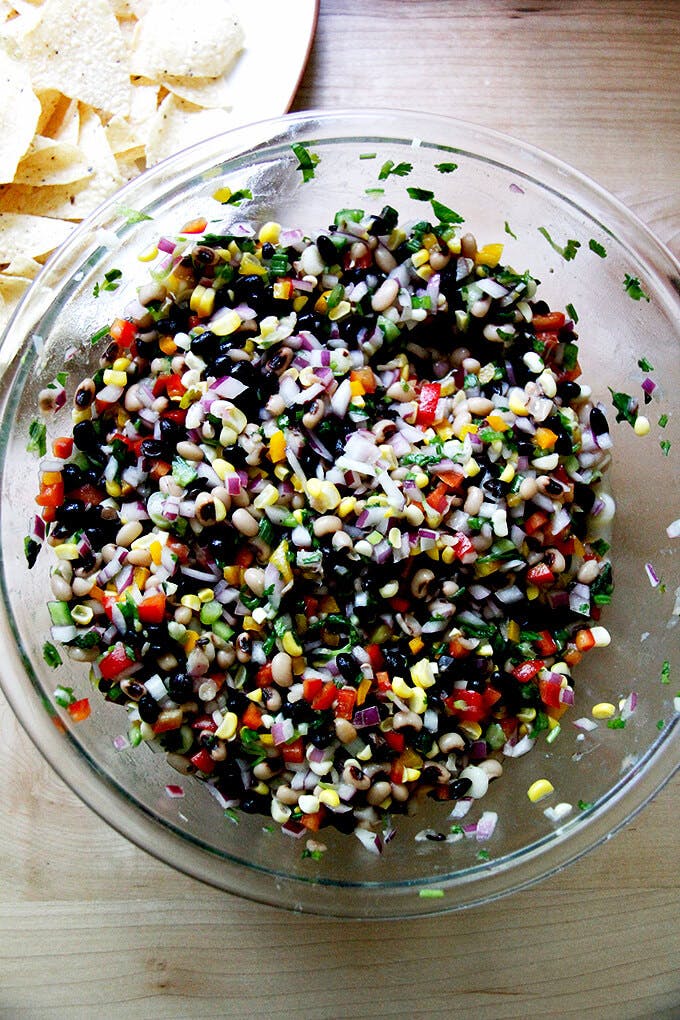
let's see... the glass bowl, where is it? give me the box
[0,110,677,918]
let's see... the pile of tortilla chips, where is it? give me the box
[0,0,244,329]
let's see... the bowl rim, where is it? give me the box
[0,107,678,918]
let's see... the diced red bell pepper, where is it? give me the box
[575,628,595,652]
[311,681,338,712]
[191,714,217,732]
[350,367,377,393]
[384,729,405,753]
[302,677,324,703]
[483,686,503,710]
[52,436,73,459]
[152,713,183,734]
[99,643,136,680]
[109,317,136,348]
[67,697,91,723]
[334,687,357,720]
[444,688,486,722]
[281,737,305,764]
[532,311,566,331]
[375,671,392,693]
[35,480,64,508]
[526,563,555,586]
[426,481,450,513]
[451,532,475,560]
[535,629,558,657]
[343,249,372,271]
[416,382,441,426]
[234,547,254,568]
[389,596,410,614]
[182,216,208,234]
[189,748,215,774]
[162,408,187,425]
[166,537,190,563]
[153,373,186,399]
[448,636,472,659]
[436,469,465,491]
[138,592,166,624]
[524,510,549,535]
[300,807,326,831]
[365,643,384,671]
[535,330,561,356]
[241,702,264,730]
[303,595,320,617]
[512,659,545,683]
[256,662,274,688]
[389,760,405,783]
[68,483,103,506]
[539,677,563,708]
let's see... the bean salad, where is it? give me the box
[31,198,616,849]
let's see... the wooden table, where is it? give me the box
[1,2,678,1016]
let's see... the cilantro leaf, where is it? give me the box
[658,413,668,428]
[92,282,100,298]
[637,356,654,372]
[430,198,464,224]
[504,220,517,240]
[608,387,638,426]
[24,535,40,569]
[434,162,458,173]
[115,204,153,224]
[538,226,581,261]
[102,268,122,292]
[660,439,671,456]
[660,660,670,685]
[291,142,319,183]
[378,160,413,180]
[588,238,607,258]
[27,419,46,457]
[623,273,650,302]
[407,186,434,201]
[43,641,62,669]
[219,188,253,206]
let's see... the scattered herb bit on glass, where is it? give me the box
[43,641,62,668]
[660,439,671,456]
[607,718,626,730]
[504,220,518,240]
[476,849,490,861]
[638,356,654,372]
[217,188,253,206]
[365,187,385,197]
[434,162,458,173]
[89,324,110,346]
[623,273,650,302]
[566,302,579,323]
[301,847,325,861]
[291,142,319,183]
[538,227,581,261]
[26,419,46,456]
[658,413,668,428]
[660,661,670,685]
[578,800,593,811]
[116,204,153,224]
[431,198,464,224]
[608,387,638,426]
[24,535,40,568]
[656,719,665,730]
[224,807,240,824]
[54,685,75,708]
[378,159,413,180]
[406,186,435,201]
[588,239,607,258]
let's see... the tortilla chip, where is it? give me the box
[111,0,152,17]
[14,136,90,187]
[116,150,146,183]
[2,254,42,277]
[130,0,243,80]
[145,92,235,166]
[0,211,72,261]
[106,114,144,156]
[46,97,80,145]
[20,0,132,117]
[0,42,41,184]
[162,72,234,111]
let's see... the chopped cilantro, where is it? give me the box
[54,685,75,708]
[660,439,671,456]
[588,238,607,258]
[218,188,253,206]
[89,324,110,346]
[656,719,665,730]
[658,413,668,428]
[637,356,654,372]
[224,808,240,824]
[430,198,464,224]
[101,268,122,292]
[434,162,458,173]
[578,799,593,811]
[43,641,62,669]
[566,302,579,324]
[378,160,413,180]
[27,419,46,457]
[660,660,670,685]
[504,220,518,240]
[291,142,319,183]
[607,718,626,730]
[116,204,152,224]
[406,186,435,202]
[476,849,490,861]
[92,282,100,298]
[449,824,463,835]
[24,536,40,569]
[590,538,610,557]
[538,226,581,261]
[301,848,325,861]
[608,387,638,426]
[623,273,650,302]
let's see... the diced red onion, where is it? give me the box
[157,236,176,253]
[620,691,638,720]
[558,686,575,705]
[475,811,498,841]
[572,717,598,731]
[503,734,535,758]
[449,798,473,819]
[469,740,488,760]
[354,828,383,855]
[641,377,656,397]
[31,514,45,542]
[209,376,247,399]
[352,705,381,729]
[645,562,661,588]
[272,718,295,746]
[666,518,680,539]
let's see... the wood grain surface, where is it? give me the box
[1,2,679,1017]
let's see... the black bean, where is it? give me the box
[335,652,359,683]
[137,694,160,724]
[382,648,409,676]
[449,777,472,798]
[140,438,165,459]
[466,677,486,694]
[190,330,219,361]
[240,792,269,815]
[55,499,85,522]
[225,690,249,715]
[589,406,609,436]
[261,242,276,260]
[166,673,193,701]
[72,420,98,452]
[310,729,333,749]
[556,380,581,403]
[316,234,339,265]
[159,417,185,448]
[61,463,83,490]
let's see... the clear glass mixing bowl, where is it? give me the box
[0,110,677,918]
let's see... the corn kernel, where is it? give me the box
[499,464,516,484]
[282,632,303,657]
[274,464,289,481]
[259,734,274,746]
[390,676,412,699]
[507,619,520,643]
[411,249,430,268]
[183,630,199,652]
[211,310,242,337]
[197,588,214,603]
[328,300,351,321]
[112,357,131,372]
[71,407,92,424]
[508,390,530,416]
[414,472,429,489]
[526,584,539,600]
[634,415,650,436]
[54,543,80,560]
[138,244,159,262]
[458,423,479,439]
[246,688,263,703]
[258,221,281,245]
[214,711,238,740]
[239,252,266,276]
[306,478,341,512]
[402,767,421,782]
[517,707,537,723]
[592,702,616,720]
[318,788,340,808]
[441,546,455,565]
[446,236,462,254]
[475,243,503,268]
[411,659,436,689]
[180,594,201,613]
[293,295,308,312]
[409,687,428,714]
[527,779,555,803]
[105,479,122,498]
[254,483,279,509]
[459,720,482,741]
[102,369,127,388]
[464,458,481,478]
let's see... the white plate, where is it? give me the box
[229,0,318,125]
